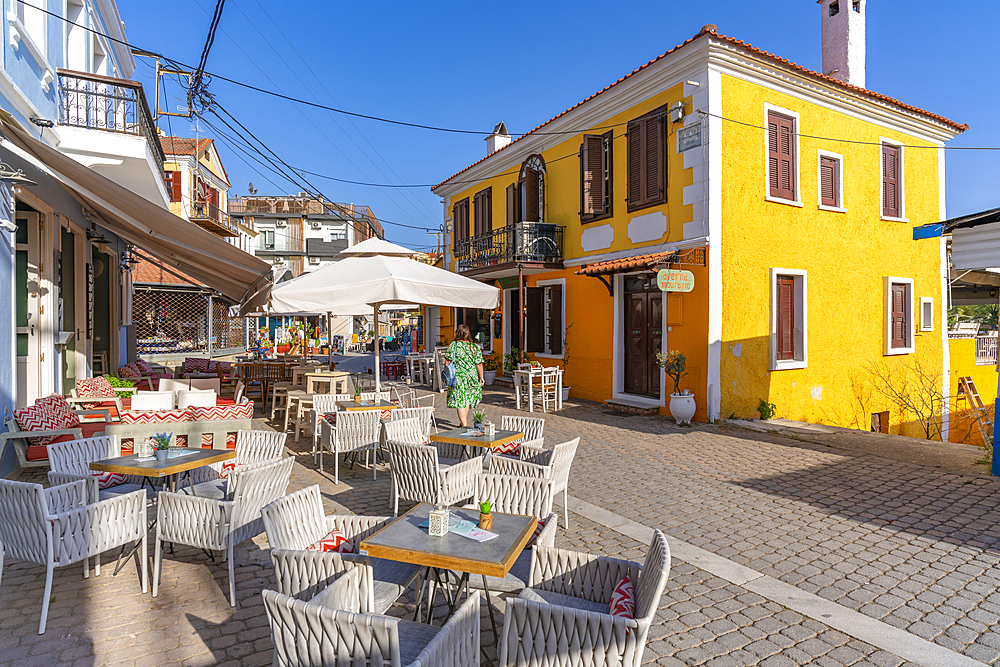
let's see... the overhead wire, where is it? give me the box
[191,0,226,97]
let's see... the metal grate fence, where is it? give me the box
[134,289,247,355]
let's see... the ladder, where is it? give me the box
[958,376,994,445]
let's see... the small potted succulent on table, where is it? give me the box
[354,385,363,404]
[151,432,173,462]
[472,409,486,430]
[479,500,493,530]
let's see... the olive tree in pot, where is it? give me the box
[657,350,695,425]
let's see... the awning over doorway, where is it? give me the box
[0,112,271,303]
[575,246,707,277]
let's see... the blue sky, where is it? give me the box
[117,0,999,250]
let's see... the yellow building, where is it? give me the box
[431,12,967,437]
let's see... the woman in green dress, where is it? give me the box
[444,324,485,427]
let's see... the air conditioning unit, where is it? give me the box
[308,256,320,265]
[310,220,323,230]
[275,219,287,227]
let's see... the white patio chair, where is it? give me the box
[130,391,175,411]
[47,434,154,504]
[188,378,222,393]
[463,473,557,595]
[520,436,580,529]
[157,378,190,393]
[391,406,435,439]
[177,389,216,409]
[383,440,479,517]
[263,567,480,667]
[500,529,671,667]
[499,415,545,451]
[318,409,381,485]
[153,455,295,606]
[310,393,352,461]
[487,454,551,479]
[384,416,426,445]
[361,391,391,402]
[0,479,147,634]
[262,485,420,614]
[187,429,289,499]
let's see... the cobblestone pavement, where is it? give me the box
[1,386,997,665]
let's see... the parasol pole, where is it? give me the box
[373,302,381,394]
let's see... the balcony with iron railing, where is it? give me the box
[455,222,564,273]
[190,201,239,237]
[57,69,165,178]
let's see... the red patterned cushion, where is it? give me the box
[93,471,128,489]
[219,461,236,478]
[322,412,337,426]
[380,409,392,421]
[494,439,522,456]
[306,528,354,554]
[609,575,635,620]
[134,360,152,373]
[524,519,546,549]
[77,376,117,399]
[121,408,191,424]
[14,395,81,446]
[188,402,254,421]
[183,358,210,374]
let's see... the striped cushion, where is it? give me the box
[322,412,337,426]
[189,402,253,449]
[134,359,152,373]
[76,376,117,399]
[494,439,522,456]
[524,519,546,549]
[14,395,81,446]
[609,575,635,620]
[118,364,141,379]
[307,528,354,554]
[93,471,128,489]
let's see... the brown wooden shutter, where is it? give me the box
[581,134,605,218]
[526,287,544,352]
[452,199,468,250]
[820,157,838,207]
[548,285,562,354]
[776,276,795,360]
[472,192,482,237]
[768,112,795,201]
[891,283,907,348]
[882,144,900,218]
[483,188,492,233]
[210,188,219,220]
[627,119,642,208]
[522,169,539,222]
[166,171,182,202]
[627,112,665,210]
[506,183,518,226]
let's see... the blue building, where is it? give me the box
[0,0,269,476]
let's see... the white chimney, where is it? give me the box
[820,0,866,88]
[486,122,511,155]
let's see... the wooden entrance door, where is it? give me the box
[623,275,662,398]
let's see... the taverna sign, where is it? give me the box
[656,268,694,292]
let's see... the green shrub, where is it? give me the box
[758,399,777,420]
[105,375,135,398]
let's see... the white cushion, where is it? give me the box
[131,391,175,411]
[177,390,216,409]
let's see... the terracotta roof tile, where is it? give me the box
[433,26,966,192]
[161,136,212,157]
[575,251,674,276]
[132,257,203,287]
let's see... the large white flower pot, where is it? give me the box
[483,371,496,386]
[669,393,696,424]
[562,386,571,403]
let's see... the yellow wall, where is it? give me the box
[719,74,945,436]
[949,338,997,447]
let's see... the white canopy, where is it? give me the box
[338,237,416,257]
[266,248,499,392]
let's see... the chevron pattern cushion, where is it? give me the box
[494,439,522,456]
[77,376,117,399]
[189,402,254,449]
[608,574,635,620]
[93,471,128,489]
[524,519,546,549]
[306,528,354,554]
[321,412,337,426]
[134,359,152,373]
[120,408,192,449]
[14,395,81,446]
[183,358,210,374]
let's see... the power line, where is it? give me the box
[191,0,226,98]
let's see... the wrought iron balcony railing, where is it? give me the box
[57,69,164,178]
[190,201,239,236]
[455,222,564,271]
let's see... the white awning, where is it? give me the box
[0,112,271,302]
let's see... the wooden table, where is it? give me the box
[513,367,563,412]
[306,371,350,394]
[430,427,524,460]
[336,399,397,413]
[89,447,235,486]
[360,503,535,637]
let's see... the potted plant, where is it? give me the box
[482,354,499,385]
[560,322,572,402]
[657,350,695,425]
[151,432,173,461]
[478,500,493,530]
[472,409,486,430]
[354,385,363,404]
[502,347,521,377]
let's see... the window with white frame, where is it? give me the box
[884,277,914,355]
[15,0,45,54]
[817,150,845,211]
[770,268,807,370]
[919,297,934,332]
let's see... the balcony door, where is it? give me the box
[59,224,88,394]
[15,212,41,407]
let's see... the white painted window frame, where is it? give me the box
[883,276,915,355]
[769,268,808,371]
[9,0,54,85]
[919,296,934,332]
[535,278,566,359]
[763,103,803,208]
[879,137,907,222]
[816,149,847,213]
